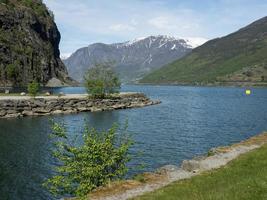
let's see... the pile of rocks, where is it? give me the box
[0,93,160,118]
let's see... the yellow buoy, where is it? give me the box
[245,89,251,95]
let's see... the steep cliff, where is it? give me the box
[0,0,73,87]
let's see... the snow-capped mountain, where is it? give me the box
[64,35,207,83]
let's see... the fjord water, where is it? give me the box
[1,85,267,200]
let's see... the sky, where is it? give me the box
[43,0,267,58]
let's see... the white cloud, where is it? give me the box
[148,16,170,29]
[109,24,136,32]
[146,11,203,37]
[43,0,267,55]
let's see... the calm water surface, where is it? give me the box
[0,85,267,200]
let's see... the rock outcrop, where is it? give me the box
[0,0,74,87]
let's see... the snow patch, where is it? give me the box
[60,53,71,60]
[125,37,147,46]
[184,37,208,48]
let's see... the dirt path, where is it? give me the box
[0,92,138,100]
[88,132,267,200]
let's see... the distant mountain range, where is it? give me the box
[141,16,267,86]
[63,36,207,83]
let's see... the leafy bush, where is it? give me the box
[6,64,17,80]
[84,63,121,99]
[27,81,39,97]
[44,122,132,198]
[6,61,19,82]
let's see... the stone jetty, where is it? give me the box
[0,93,160,118]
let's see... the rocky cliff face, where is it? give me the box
[64,36,206,83]
[0,0,73,87]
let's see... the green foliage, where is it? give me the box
[6,62,19,80]
[84,63,121,99]
[44,121,133,198]
[27,80,39,97]
[20,0,49,17]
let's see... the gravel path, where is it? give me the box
[0,92,137,100]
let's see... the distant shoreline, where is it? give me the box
[135,81,267,88]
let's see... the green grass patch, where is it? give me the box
[0,93,57,97]
[0,93,22,96]
[134,144,267,200]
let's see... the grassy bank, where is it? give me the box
[134,144,267,200]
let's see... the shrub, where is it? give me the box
[84,63,121,99]
[27,81,39,97]
[6,63,18,80]
[43,122,133,198]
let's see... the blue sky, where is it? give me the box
[43,0,267,57]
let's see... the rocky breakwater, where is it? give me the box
[0,93,160,118]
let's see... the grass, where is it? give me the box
[0,93,58,97]
[133,144,267,200]
[0,93,22,96]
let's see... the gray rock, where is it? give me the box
[33,108,51,113]
[181,160,201,172]
[22,111,34,116]
[0,110,6,117]
[158,165,180,174]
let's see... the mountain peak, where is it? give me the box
[64,35,196,83]
[121,35,207,48]
[111,35,207,49]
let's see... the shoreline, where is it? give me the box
[88,132,267,200]
[0,93,161,119]
[135,81,267,88]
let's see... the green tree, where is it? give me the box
[6,63,18,81]
[84,63,121,98]
[27,80,40,97]
[43,122,132,198]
